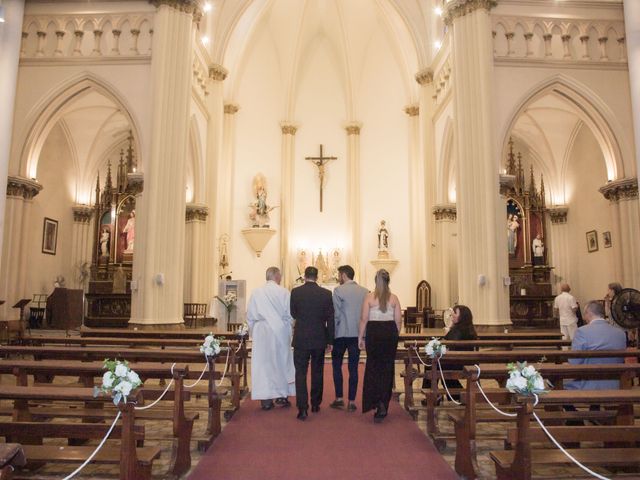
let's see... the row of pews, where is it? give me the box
[0,328,250,479]
[401,336,640,480]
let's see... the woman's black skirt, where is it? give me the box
[362,321,399,413]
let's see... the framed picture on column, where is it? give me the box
[42,217,58,255]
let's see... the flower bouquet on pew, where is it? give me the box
[94,359,142,405]
[200,333,222,358]
[506,361,548,395]
[425,337,447,359]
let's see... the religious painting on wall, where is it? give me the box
[116,196,136,263]
[507,199,523,260]
[586,230,598,252]
[42,217,58,255]
[603,231,612,248]
[98,211,112,259]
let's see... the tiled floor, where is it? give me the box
[3,339,639,479]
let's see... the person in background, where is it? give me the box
[290,267,334,421]
[604,282,623,323]
[553,283,579,340]
[359,269,401,423]
[330,265,368,412]
[246,267,295,411]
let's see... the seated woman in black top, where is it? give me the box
[422,305,477,401]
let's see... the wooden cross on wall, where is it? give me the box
[305,144,337,212]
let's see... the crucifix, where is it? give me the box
[305,144,337,212]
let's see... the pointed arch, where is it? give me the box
[500,74,628,183]
[16,71,142,180]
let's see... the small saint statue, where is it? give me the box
[123,211,135,253]
[532,233,544,266]
[507,214,519,256]
[377,220,389,258]
[100,228,110,257]
[249,173,277,227]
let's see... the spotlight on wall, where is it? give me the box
[201,35,210,46]
[434,6,443,17]
[0,6,5,23]
[203,2,212,13]
[434,40,442,51]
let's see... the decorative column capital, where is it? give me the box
[548,205,569,224]
[72,205,94,223]
[433,204,457,221]
[444,0,497,25]
[209,64,228,81]
[6,176,43,200]
[149,0,203,20]
[599,177,638,202]
[224,103,239,114]
[404,104,419,117]
[280,123,298,135]
[345,123,362,135]
[127,172,144,195]
[415,68,433,85]
[186,203,209,222]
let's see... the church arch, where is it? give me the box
[501,74,627,184]
[17,72,142,181]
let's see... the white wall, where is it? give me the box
[566,125,616,305]
[26,124,75,295]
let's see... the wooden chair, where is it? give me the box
[404,323,422,334]
[227,322,242,333]
[183,303,207,328]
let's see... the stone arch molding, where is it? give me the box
[17,72,142,180]
[501,74,628,184]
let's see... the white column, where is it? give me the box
[130,1,198,325]
[0,177,41,320]
[0,0,25,270]
[624,0,640,177]
[547,207,571,286]
[184,204,208,302]
[280,123,297,287]
[433,205,458,308]
[416,70,437,294]
[405,104,427,288]
[71,205,93,289]
[446,0,510,326]
[345,123,362,281]
[600,178,640,288]
[205,66,226,299]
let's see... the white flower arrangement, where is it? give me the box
[216,292,238,312]
[236,323,249,337]
[506,361,547,395]
[200,333,221,357]
[425,337,447,358]
[94,359,142,405]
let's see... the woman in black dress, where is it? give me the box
[422,305,477,401]
[358,269,402,422]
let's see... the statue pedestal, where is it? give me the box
[241,228,275,257]
[370,258,399,275]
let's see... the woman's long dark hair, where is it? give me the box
[452,305,477,339]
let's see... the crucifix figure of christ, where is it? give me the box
[305,144,337,212]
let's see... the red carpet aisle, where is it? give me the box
[188,364,457,480]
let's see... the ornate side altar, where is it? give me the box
[86,134,141,327]
[503,139,556,329]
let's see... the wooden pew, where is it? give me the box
[403,345,640,434]
[399,330,564,342]
[0,359,196,476]
[0,345,238,445]
[491,390,640,480]
[0,386,160,480]
[33,330,251,391]
[452,362,640,480]
[402,339,575,413]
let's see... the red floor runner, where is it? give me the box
[188,363,457,480]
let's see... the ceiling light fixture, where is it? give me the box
[434,40,442,51]
[203,2,212,13]
[434,6,443,17]
[201,36,210,45]
[0,6,5,23]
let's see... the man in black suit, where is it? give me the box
[290,266,334,420]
